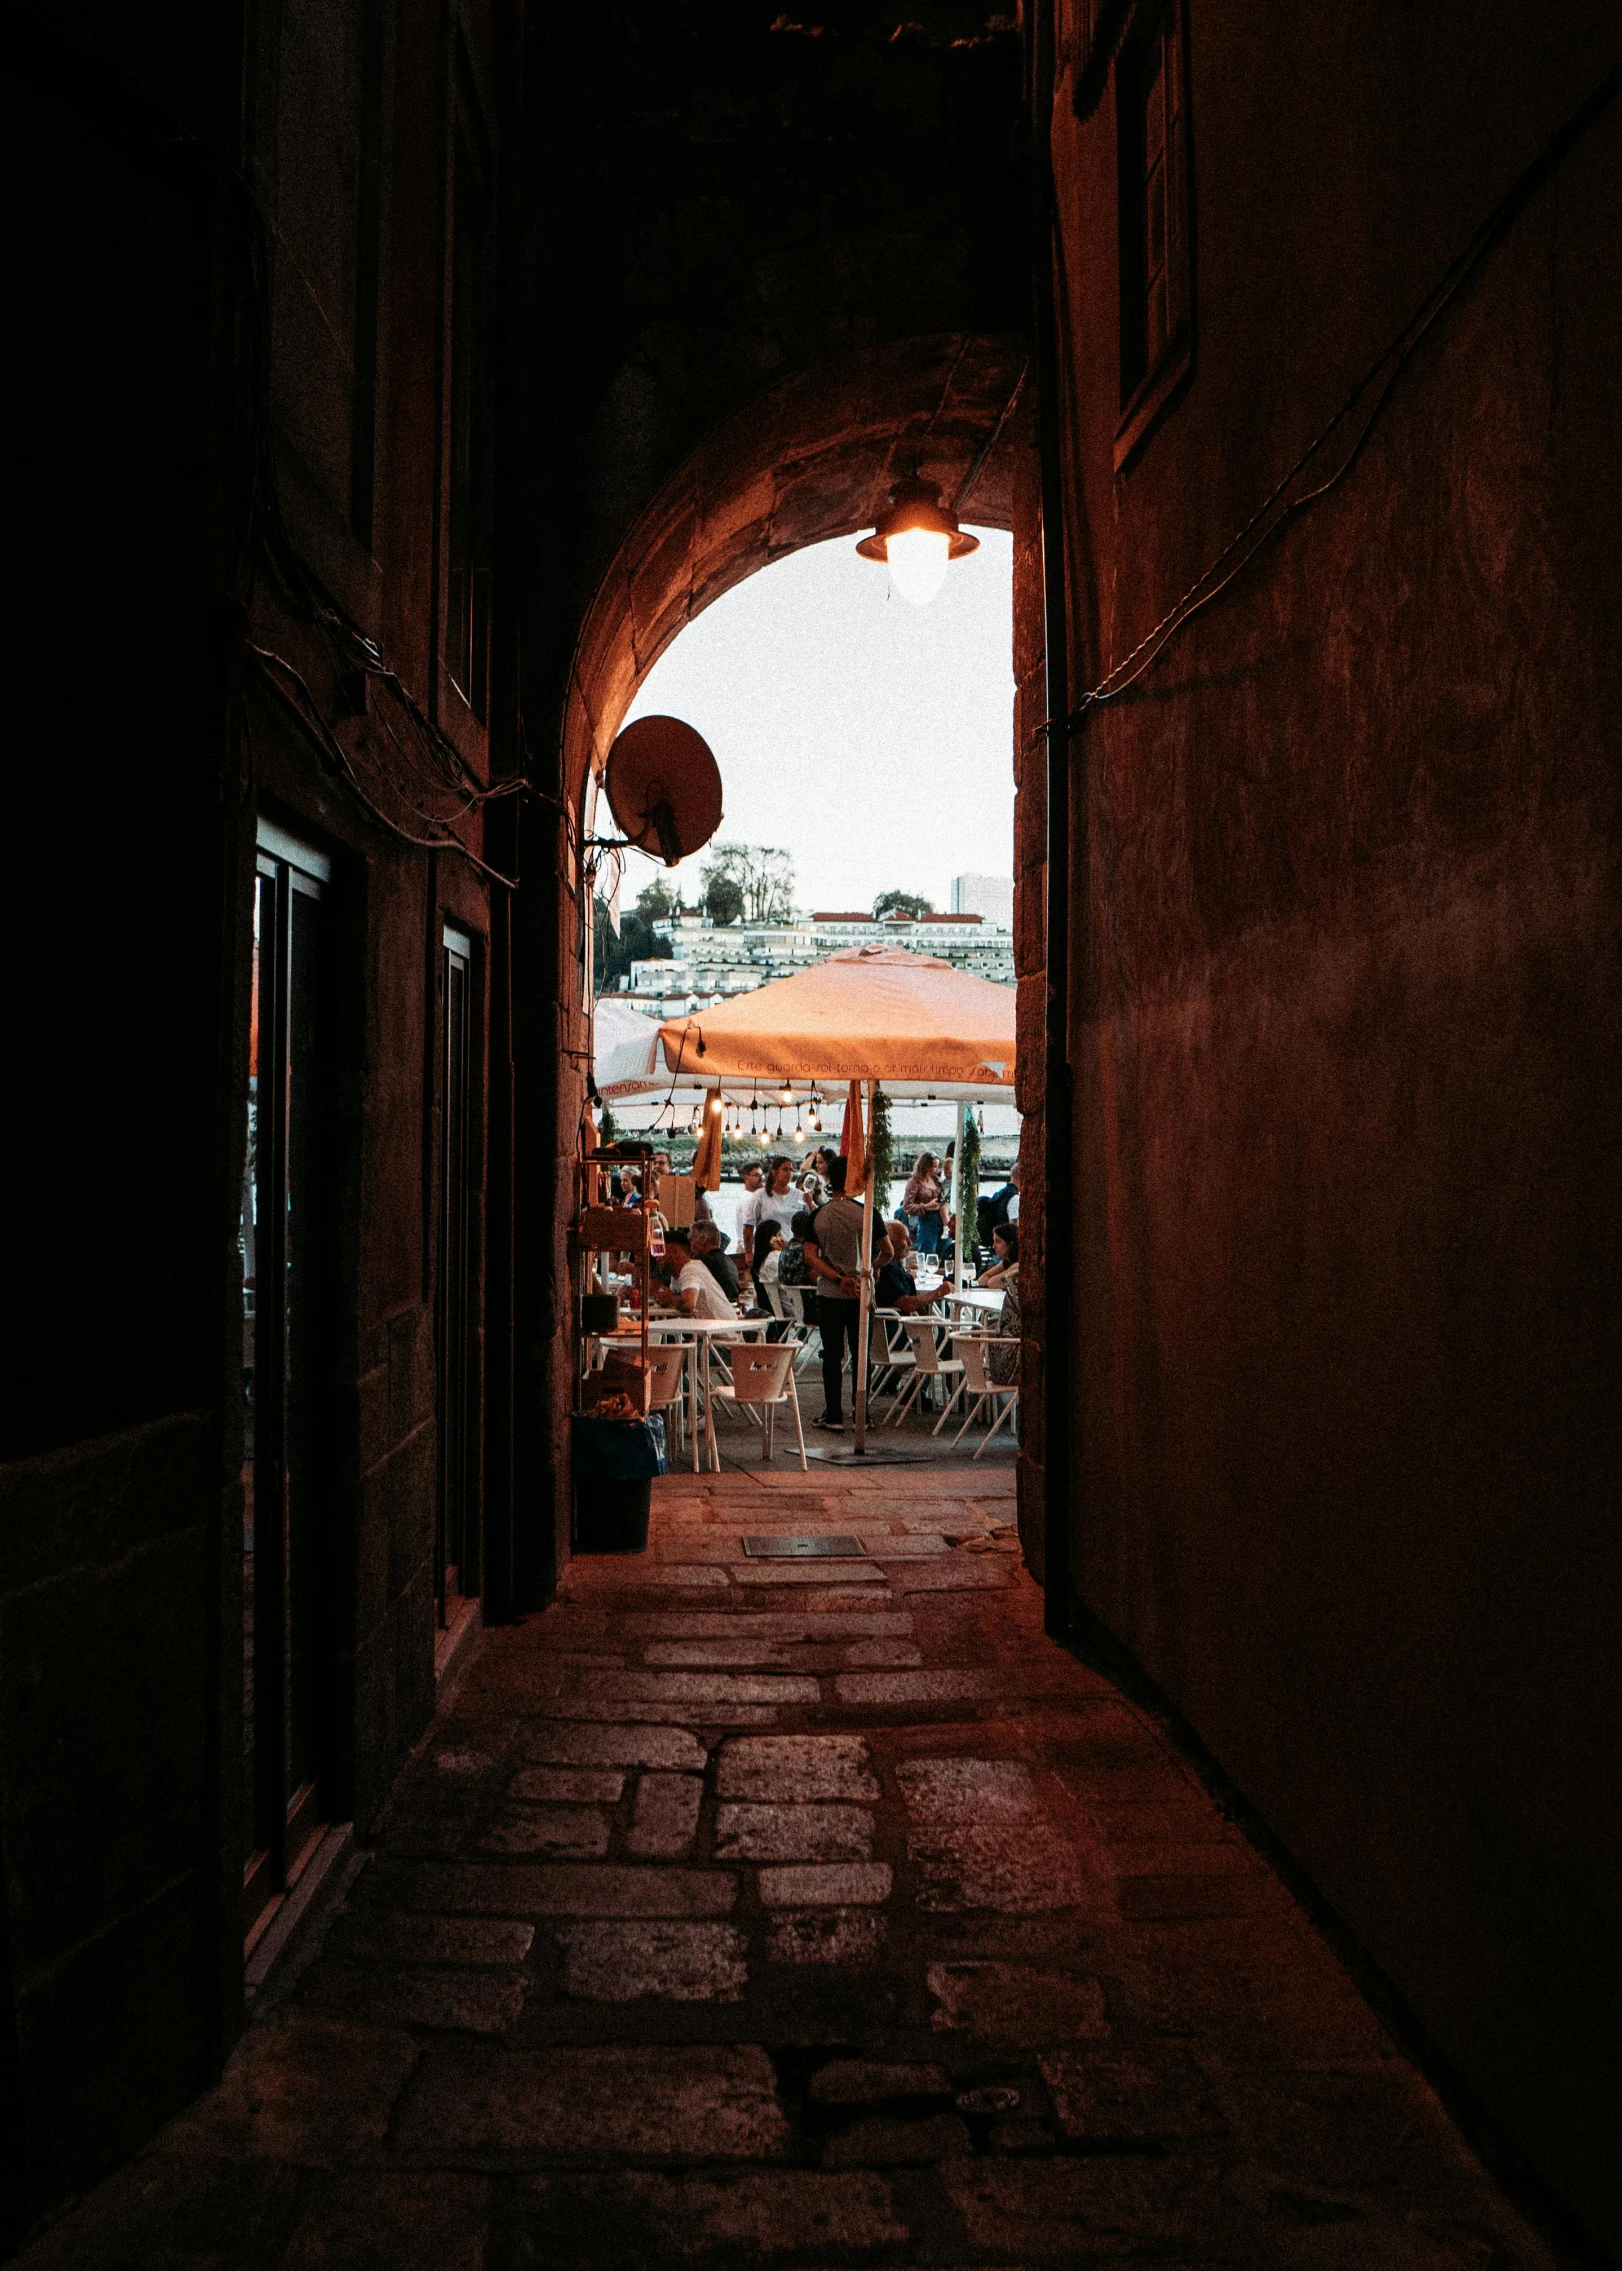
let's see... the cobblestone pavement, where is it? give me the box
[22,1468,1561,2269]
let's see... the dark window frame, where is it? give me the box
[1113,0,1194,470]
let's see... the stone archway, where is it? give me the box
[546,327,1048,1578]
[558,332,1031,802]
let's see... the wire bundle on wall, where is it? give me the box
[1041,54,1622,745]
[214,157,539,884]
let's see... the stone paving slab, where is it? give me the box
[16,1464,1565,2270]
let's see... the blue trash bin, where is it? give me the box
[570,1412,666,1553]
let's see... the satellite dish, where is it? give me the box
[604,716,724,867]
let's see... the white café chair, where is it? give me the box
[950,1334,1020,1457]
[642,1341,692,1464]
[759,1280,819,1399]
[777,1284,823,1374]
[869,1309,918,1411]
[706,1340,808,1469]
[889,1316,966,1431]
[761,1280,806,1363]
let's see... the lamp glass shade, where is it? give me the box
[887,526,951,606]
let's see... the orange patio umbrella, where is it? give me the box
[690,1087,724,1190]
[656,947,1015,1095]
[838,1079,866,1188]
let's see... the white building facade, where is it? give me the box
[950,872,1014,930]
[610,907,1015,1019]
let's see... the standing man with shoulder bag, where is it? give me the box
[804,1156,891,1431]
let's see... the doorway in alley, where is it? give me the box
[242,820,338,1949]
[436,920,478,1630]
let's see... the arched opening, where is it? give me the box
[559,334,1028,798]
[548,331,1045,1522]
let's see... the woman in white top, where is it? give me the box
[748,1156,804,1246]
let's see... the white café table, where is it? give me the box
[941,1285,1006,1324]
[595,1314,772,1474]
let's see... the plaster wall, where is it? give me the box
[1048,3,1622,2245]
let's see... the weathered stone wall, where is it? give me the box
[1046,2,1622,2246]
[1,1419,220,2214]
[6,0,507,2236]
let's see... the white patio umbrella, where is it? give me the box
[593,999,669,1100]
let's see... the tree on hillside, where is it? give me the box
[700,842,795,925]
[593,894,673,993]
[873,889,934,920]
[701,869,745,926]
[635,878,679,924]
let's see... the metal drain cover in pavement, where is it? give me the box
[740,1535,867,1558]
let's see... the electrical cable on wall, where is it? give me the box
[1036,53,1622,747]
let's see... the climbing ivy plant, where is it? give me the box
[869,1086,895,1212]
[958,1108,981,1255]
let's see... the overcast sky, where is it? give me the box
[618,526,1015,917]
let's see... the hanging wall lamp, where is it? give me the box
[856,473,979,607]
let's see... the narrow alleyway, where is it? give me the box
[23,1472,1557,2269]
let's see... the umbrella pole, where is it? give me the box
[953,1102,967,1293]
[855,1077,874,1454]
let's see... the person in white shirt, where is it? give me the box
[663,1229,739,1321]
[748,1156,803,1251]
[735,1161,766,1265]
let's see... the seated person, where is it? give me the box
[977,1221,1019,1290]
[777,1210,817,1289]
[986,1233,1021,1385]
[978,1165,1020,1242]
[691,1220,740,1302]
[876,1218,944,1315]
[651,1228,690,1309]
[754,1223,785,1296]
[661,1228,739,1321]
